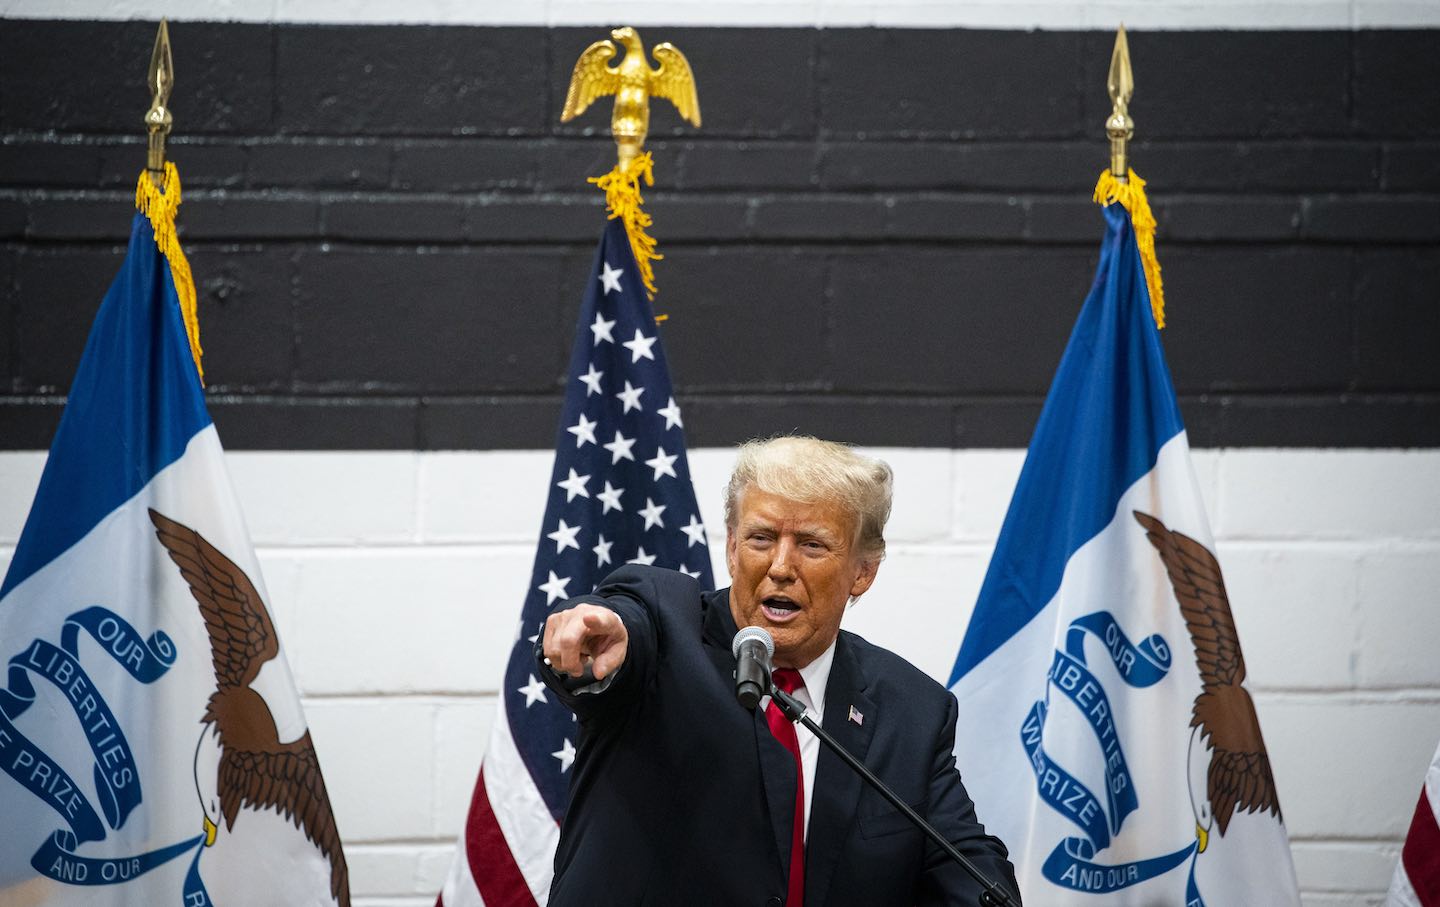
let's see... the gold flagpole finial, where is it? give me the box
[560,27,701,302]
[145,19,174,186]
[561,26,701,173]
[1105,24,1134,183]
[1093,23,1164,329]
[136,18,203,378]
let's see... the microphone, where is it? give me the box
[732,626,774,710]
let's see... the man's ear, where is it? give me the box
[849,558,879,600]
[725,527,738,578]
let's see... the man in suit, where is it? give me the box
[539,436,1019,906]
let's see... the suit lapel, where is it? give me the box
[702,590,790,886]
[756,705,799,877]
[805,634,875,907]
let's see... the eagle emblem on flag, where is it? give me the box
[149,509,350,907]
[1132,511,1283,853]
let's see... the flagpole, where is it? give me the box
[1105,24,1133,184]
[144,20,174,189]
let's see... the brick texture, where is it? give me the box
[4,447,1431,905]
[1080,31,1353,140]
[1,22,1437,449]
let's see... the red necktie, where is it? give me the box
[766,668,806,907]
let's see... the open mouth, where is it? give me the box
[761,597,801,622]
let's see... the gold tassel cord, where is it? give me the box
[135,161,204,382]
[1093,167,1166,330]
[589,152,663,307]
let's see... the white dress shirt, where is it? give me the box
[762,638,836,844]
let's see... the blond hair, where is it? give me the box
[724,436,892,561]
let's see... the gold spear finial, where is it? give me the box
[561,26,701,172]
[1105,24,1134,183]
[144,19,174,186]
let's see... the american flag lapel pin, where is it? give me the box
[848,705,864,726]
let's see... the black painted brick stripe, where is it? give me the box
[3,25,1439,140]
[10,193,1440,244]
[2,22,1438,450]
[10,136,1430,195]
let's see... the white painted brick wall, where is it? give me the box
[227,452,421,546]
[1,446,1438,906]
[289,547,533,695]
[1216,451,1440,541]
[304,698,438,842]
[1218,545,1363,690]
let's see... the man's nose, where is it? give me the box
[767,539,797,580]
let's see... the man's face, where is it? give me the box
[726,487,879,669]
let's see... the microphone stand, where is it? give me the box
[769,686,1019,907]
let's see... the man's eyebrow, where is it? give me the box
[737,515,843,543]
[796,524,841,542]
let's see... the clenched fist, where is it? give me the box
[542,604,629,682]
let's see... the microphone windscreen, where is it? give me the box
[732,625,774,659]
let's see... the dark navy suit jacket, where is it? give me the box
[539,565,1020,907]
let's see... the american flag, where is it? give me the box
[438,218,716,907]
[1387,737,1440,907]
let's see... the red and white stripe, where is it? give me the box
[1388,740,1440,907]
[438,693,560,907]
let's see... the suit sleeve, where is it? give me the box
[534,564,668,722]
[916,692,1023,906]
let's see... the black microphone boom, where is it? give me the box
[731,626,775,710]
[768,686,1020,906]
[730,626,1018,904]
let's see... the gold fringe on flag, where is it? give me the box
[135,161,204,382]
[1094,168,1166,330]
[589,152,663,305]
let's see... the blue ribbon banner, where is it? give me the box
[1021,701,1111,850]
[1,607,208,903]
[62,606,178,682]
[1187,859,1208,907]
[1065,611,1171,688]
[1047,649,1139,831]
[1022,610,1204,899]
[0,710,107,843]
[32,830,204,888]
[184,841,215,906]
[10,638,143,829]
[1041,836,1197,894]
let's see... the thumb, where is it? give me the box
[591,638,628,680]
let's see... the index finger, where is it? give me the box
[581,609,620,635]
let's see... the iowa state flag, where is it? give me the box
[0,167,349,906]
[948,180,1301,905]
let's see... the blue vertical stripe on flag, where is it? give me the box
[2,212,210,599]
[0,182,347,907]
[948,203,1183,686]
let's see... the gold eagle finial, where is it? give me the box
[561,26,701,171]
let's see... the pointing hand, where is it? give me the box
[542,604,629,682]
